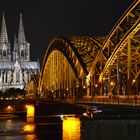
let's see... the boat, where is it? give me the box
[82,105,102,119]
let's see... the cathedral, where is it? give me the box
[0,13,40,91]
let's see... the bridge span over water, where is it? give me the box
[27,1,140,105]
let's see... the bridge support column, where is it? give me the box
[26,105,35,122]
[117,52,122,95]
[86,75,91,97]
[127,38,131,95]
[108,67,112,97]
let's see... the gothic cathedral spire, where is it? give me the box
[0,12,11,61]
[18,13,26,43]
[0,12,8,44]
[16,13,30,61]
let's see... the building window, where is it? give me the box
[16,70,20,83]
[21,50,24,57]
[3,50,6,56]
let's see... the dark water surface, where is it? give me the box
[0,118,140,140]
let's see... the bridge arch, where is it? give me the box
[26,75,39,98]
[30,1,140,99]
[38,37,101,98]
[89,1,140,96]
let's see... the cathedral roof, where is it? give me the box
[0,62,13,69]
[0,61,39,70]
[19,62,39,69]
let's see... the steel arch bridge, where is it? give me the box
[27,74,39,98]
[89,0,140,96]
[29,1,140,99]
[37,36,102,98]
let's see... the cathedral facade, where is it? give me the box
[0,13,40,91]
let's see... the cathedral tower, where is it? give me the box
[14,13,30,61]
[0,13,39,91]
[0,13,11,61]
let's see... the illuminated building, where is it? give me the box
[37,1,140,98]
[0,13,40,91]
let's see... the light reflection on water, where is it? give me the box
[23,124,35,133]
[5,119,13,130]
[0,118,140,140]
[24,134,36,140]
[63,117,80,140]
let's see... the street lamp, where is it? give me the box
[95,84,98,87]
[110,82,114,86]
[132,79,136,83]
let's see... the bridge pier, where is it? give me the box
[26,104,35,122]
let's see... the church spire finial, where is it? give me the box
[2,12,5,16]
[0,12,8,43]
[18,13,26,43]
[20,13,22,17]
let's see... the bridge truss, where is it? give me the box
[35,1,140,99]
[89,1,140,96]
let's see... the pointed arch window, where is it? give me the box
[21,50,24,57]
[25,50,28,55]
[3,50,6,57]
[16,70,20,83]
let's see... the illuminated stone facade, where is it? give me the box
[0,13,40,91]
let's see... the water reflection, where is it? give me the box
[23,124,35,133]
[63,117,80,140]
[24,134,37,140]
[1,117,140,140]
[81,120,140,140]
[6,119,13,130]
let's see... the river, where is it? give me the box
[0,117,140,140]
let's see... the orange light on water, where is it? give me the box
[23,124,35,132]
[25,134,36,140]
[63,118,80,139]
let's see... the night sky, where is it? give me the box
[0,0,133,66]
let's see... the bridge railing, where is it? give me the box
[71,95,140,106]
